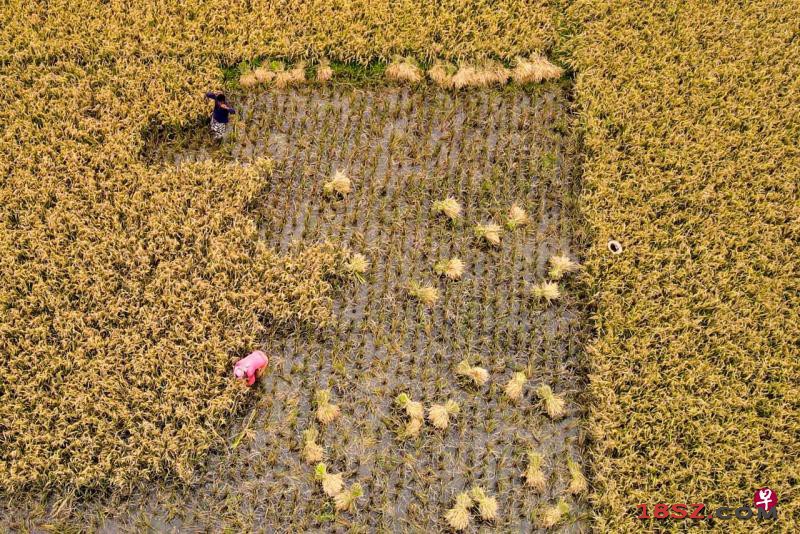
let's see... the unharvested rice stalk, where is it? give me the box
[539,499,569,528]
[569,2,800,528]
[567,457,587,495]
[253,67,275,84]
[525,451,546,492]
[315,389,341,424]
[432,197,462,221]
[536,384,566,419]
[344,253,369,282]
[275,62,306,88]
[505,204,529,230]
[239,71,258,88]
[323,169,352,196]
[428,400,460,429]
[408,282,439,306]
[511,55,563,84]
[427,61,457,88]
[504,372,527,402]
[314,463,344,497]
[548,255,579,280]
[470,486,499,521]
[385,56,423,83]
[434,257,465,280]
[445,492,473,531]
[531,281,560,302]
[316,59,333,82]
[474,223,502,246]
[395,392,424,421]
[334,482,364,512]
[302,428,325,464]
[455,360,489,387]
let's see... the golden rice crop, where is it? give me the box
[568,0,799,528]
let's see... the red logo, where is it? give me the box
[753,488,777,511]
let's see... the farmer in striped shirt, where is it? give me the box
[205,91,236,140]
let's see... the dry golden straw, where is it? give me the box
[504,371,527,401]
[455,360,489,386]
[315,389,341,424]
[531,281,560,302]
[396,392,424,421]
[316,59,333,82]
[536,384,566,419]
[275,61,306,88]
[506,204,529,230]
[525,451,546,492]
[539,499,569,528]
[409,282,439,306]
[428,400,460,429]
[432,197,462,221]
[445,492,473,531]
[344,253,369,282]
[385,56,423,83]
[434,257,465,280]
[567,457,587,494]
[323,169,352,196]
[302,428,325,464]
[511,55,563,84]
[474,223,502,246]
[470,486,499,521]
[427,61,457,88]
[334,482,364,512]
[314,463,344,497]
[548,254,579,280]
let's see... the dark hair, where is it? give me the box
[216,93,226,103]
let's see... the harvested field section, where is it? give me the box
[42,85,589,532]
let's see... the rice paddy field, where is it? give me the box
[2,0,798,532]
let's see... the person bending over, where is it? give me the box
[205,91,236,140]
